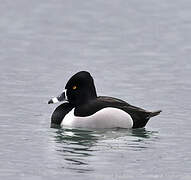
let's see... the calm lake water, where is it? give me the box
[0,0,191,179]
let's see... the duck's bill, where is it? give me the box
[48,90,68,104]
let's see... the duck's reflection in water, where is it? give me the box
[54,128,98,173]
[53,127,158,173]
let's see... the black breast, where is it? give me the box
[51,103,74,128]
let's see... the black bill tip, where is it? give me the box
[48,99,53,104]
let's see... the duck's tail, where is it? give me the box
[132,109,162,129]
[149,110,162,118]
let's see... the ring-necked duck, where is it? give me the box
[48,71,161,128]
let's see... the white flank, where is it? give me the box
[61,107,133,129]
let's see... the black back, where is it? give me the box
[74,96,158,129]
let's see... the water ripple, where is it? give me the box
[52,127,159,173]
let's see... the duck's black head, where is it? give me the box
[65,71,97,106]
[48,71,97,106]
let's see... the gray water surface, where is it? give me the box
[0,0,191,179]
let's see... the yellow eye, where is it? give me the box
[72,85,77,90]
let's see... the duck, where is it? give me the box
[48,71,161,129]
